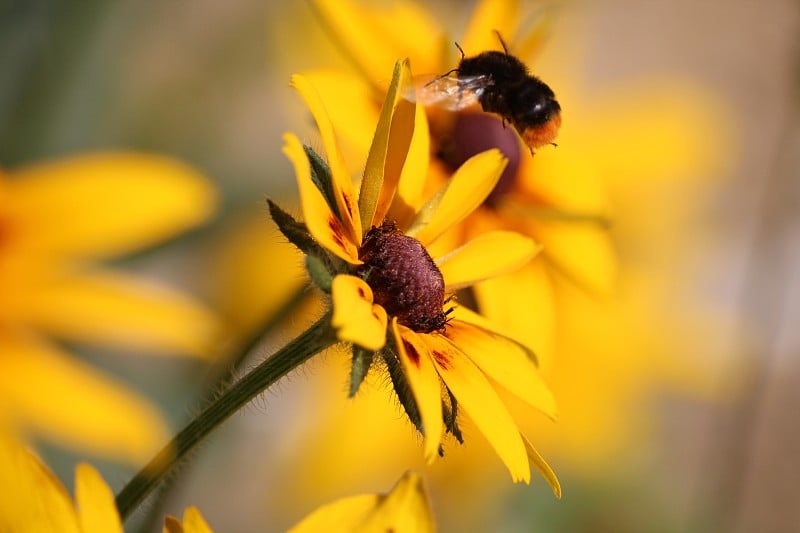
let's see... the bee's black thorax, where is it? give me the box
[456,50,560,131]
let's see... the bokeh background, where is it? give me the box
[2,0,799,531]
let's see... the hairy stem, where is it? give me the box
[115,312,336,520]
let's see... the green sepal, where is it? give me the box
[349,347,375,397]
[305,255,333,292]
[443,387,463,444]
[381,346,424,436]
[267,198,323,256]
[304,145,341,220]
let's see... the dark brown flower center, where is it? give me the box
[436,111,521,206]
[356,222,449,333]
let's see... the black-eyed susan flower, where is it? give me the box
[302,0,615,371]
[288,0,732,471]
[0,153,218,464]
[270,60,559,491]
[288,471,435,533]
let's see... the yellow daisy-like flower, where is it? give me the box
[271,61,559,491]
[0,153,218,463]
[288,471,435,533]
[0,435,213,533]
[302,0,617,368]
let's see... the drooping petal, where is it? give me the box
[8,153,216,259]
[436,230,540,290]
[74,464,123,533]
[283,133,361,264]
[423,334,530,483]
[522,434,562,499]
[290,74,362,243]
[0,439,80,533]
[331,275,388,350]
[359,59,416,230]
[406,149,506,246]
[0,334,169,465]
[460,0,519,54]
[27,270,219,357]
[309,0,443,87]
[392,321,444,462]
[442,320,556,419]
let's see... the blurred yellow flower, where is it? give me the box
[0,435,212,533]
[0,434,123,533]
[272,63,559,490]
[0,152,219,464]
[288,471,435,533]
[164,506,214,533]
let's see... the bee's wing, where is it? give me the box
[404,74,492,111]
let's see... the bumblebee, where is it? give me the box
[415,33,561,154]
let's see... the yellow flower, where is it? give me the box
[298,0,732,467]
[271,62,559,492]
[0,435,212,533]
[0,152,218,463]
[302,0,618,370]
[288,471,435,533]
[164,507,214,533]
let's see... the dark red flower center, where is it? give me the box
[436,111,521,206]
[356,222,449,333]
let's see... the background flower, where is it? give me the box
[2,1,797,531]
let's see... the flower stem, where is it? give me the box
[115,312,336,520]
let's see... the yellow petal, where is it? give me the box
[392,321,444,462]
[0,334,169,464]
[289,494,380,533]
[473,261,557,374]
[387,104,430,230]
[28,269,219,357]
[299,70,380,168]
[74,463,123,533]
[522,434,562,499]
[288,471,434,533]
[461,0,519,54]
[8,152,215,259]
[407,149,506,246]
[360,59,416,230]
[355,471,435,533]
[290,74,362,243]
[331,275,388,350]
[436,231,540,290]
[443,320,556,419]
[309,0,442,86]
[0,439,80,533]
[282,133,361,264]
[424,334,530,482]
[181,506,214,533]
[164,515,184,533]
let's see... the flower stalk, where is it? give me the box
[115,312,337,520]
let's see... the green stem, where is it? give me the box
[115,312,336,520]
